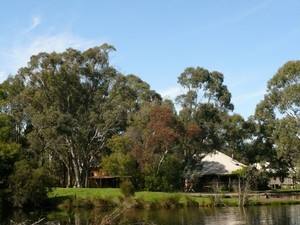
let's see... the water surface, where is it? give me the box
[2,205,300,224]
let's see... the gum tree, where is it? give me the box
[175,67,234,184]
[254,61,300,182]
[9,44,143,187]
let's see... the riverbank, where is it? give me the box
[47,188,300,210]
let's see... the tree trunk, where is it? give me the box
[70,147,82,188]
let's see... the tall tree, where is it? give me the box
[116,101,183,191]
[144,104,180,174]
[254,61,300,180]
[176,67,233,121]
[10,44,143,187]
[0,82,24,188]
[101,134,136,178]
[0,113,20,188]
[222,113,252,163]
[175,67,234,182]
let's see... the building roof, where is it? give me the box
[201,151,246,175]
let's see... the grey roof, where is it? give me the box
[201,151,246,175]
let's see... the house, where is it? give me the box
[89,169,131,188]
[197,151,246,191]
[253,162,295,189]
[199,152,295,191]
[89,169,119,188]
[268,177,294,189]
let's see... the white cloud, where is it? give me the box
[159,85,183,100]
[31,16,41,30]
[22,15,42,34]
[233,89,266,102]
[13,33,99,59]
[0,32,105,81]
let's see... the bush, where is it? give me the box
[143,157,184,192]
[8,159,55,208]
[120,180,135,197]
[160,195,182,208]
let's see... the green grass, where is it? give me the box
[270,188,300,193]
[49,188,123,199]
[48,188,300,210]
[48,188,123,210]
[135,191,181,202]
[48,188,219,209]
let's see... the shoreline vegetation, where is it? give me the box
[7,188,300,225]
[47,188,300,211]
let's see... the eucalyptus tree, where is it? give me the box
[100,76,163,188]
[0,113,21,188]
[0,80,26,188]
[176,67,233,121]
[254,61,300,181]
[147,105,180,165]
[175,67,234,183]
[0,75,27,145]
[10,44,148,187]
[222,113,253,163]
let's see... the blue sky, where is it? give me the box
[1,0,299,118]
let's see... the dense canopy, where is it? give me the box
[0,45,299,207]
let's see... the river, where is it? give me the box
[2,205,300,224]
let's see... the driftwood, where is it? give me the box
[10,218,61,225]
[10,218,45,225]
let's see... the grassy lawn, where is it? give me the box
[136,191,184,202]
[49,188,205,202]
[48,188,300,209]
[49,187,123,199]
[48,188,213,208]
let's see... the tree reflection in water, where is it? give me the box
[3,205,300,225]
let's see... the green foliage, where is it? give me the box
[7,45,300,196]
[175,67,235,183]
[143,156,183,192]
[101,152,136,176]
[245,167,270,191]
[248,169,269,191]
[0,113,21,188]
[160,195,182,208]
[266,60,300,115]
[143,171,163,191]
[2,44,162,188]
[222,114,252,163]
[120,180,135,197]
[9,160,55,208]
[49,187,122,199]
[176,67,234,118]
[232,167,269,191]
[253,60,300,181]
[232,167,247,176]
[0,142,20,188]
[102,135,137,177]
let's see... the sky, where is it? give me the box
[0,0,300,118]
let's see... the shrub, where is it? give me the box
[160,196,182,208]
[143,157,184,192]
[8,159,55,208]
[120,180,135,197]
[185,197,199,208]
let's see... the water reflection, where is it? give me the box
[2,205,300,225]
[114,206,300,225]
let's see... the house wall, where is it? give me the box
[269,177,294,189]
[198,174,239,191]
[89,177,120,188]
